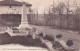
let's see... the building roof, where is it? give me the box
[0,0,32,6]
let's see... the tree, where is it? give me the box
[65,0,71,29]
[52,2,65,14]
[51,1,66,28]
[44,7,53,26]
[75,7,80,14]
[75,4,80,31]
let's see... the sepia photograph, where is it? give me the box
[0,0,80,51]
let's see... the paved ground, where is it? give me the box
[31,25,80,51]
[0,25,80,51]
[0,44,48,51]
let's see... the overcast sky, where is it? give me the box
[1,0,80,14]
[16,0,53,14]
[20,0,79,14]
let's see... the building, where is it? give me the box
[0,0,32,27]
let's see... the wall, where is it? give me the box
[28,14,80,31]
[0,6,30,14]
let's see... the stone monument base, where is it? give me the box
[18,22,32,29]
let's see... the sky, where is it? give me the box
[1,0,80,14]
[18,0,79,14]
[16,0,53,14]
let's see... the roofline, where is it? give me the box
[0,0,32,6]
[0,4,32,6]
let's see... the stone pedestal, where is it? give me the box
[18,2,32,29]
[19,22,31,29]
